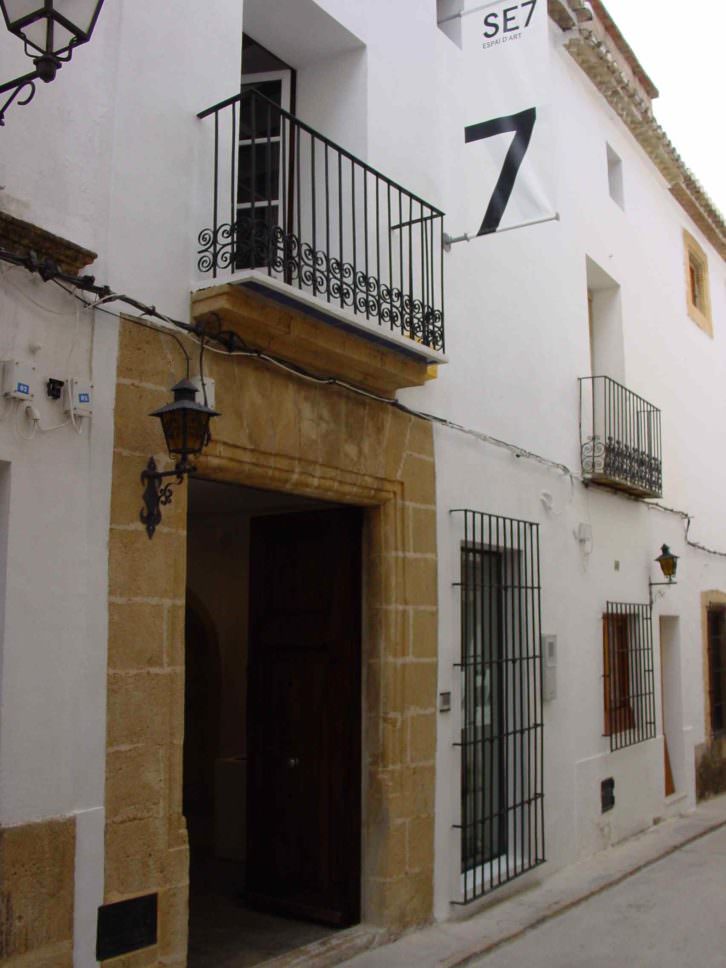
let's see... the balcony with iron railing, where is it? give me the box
[191,87,446,392]
[579,376,662,498]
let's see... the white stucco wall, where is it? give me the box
[0,3,243,964]
[402,13,726,920]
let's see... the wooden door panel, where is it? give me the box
[246,508,361,926]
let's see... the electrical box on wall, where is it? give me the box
[64,379,94,417]
[542,634,557,701]
[2,360,36,400]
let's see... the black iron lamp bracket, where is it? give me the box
[140,457,195,540]
[0,53,63,126]
[649,579,677,608]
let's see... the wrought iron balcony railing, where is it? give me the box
[197,88,445,353]
[579,376,662,498]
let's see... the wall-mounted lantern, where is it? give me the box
[649,543,679,605]
[655,544,678,581]
[140,379,219,539]
[0,0,106,125]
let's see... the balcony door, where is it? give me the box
[238,36,295,270]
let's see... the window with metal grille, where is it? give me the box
[452,510,545,902]
[603,603,656,752]
[707,607,726,735]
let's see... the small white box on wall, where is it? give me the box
[2,359,36,400]
[64,379,94,417]
[542,634,557,701]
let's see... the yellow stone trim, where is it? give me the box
[0,817,75,965]
[701,591,726,740]
[105,315,439,962]
[191,283,437,396]
[683,229,713,337]
[0,210,96,276]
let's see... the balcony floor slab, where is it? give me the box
[191,276,444,397]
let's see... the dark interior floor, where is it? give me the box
[188,857,337,968]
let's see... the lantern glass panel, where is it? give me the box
[56,0,102,34]
[2,2,44,28]
[2,0,103,54]
[22,17,61,53]
[160,409,210,458]
[159,410,186,457]
[661,557,676,579]
[184,410,212,455]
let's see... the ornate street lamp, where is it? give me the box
[649,544,679,606]
[140,379,219,539]
[0,0,106,125]
[654,544,678,582]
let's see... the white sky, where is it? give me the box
[601,0,726,216]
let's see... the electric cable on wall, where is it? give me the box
[4,246,726,559]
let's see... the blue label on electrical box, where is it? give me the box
[17,383,29,394]
[79,393,90,403]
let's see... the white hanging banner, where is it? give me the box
[461,0,555,236]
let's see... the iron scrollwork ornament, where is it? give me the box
[0,74,38,126]
[581,435,605,475]
[140,457,189,540]
[197,216,445,352]
[582,433,661,495]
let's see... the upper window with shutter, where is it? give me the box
[683,229,713,337]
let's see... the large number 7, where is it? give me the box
[465,107,537,236]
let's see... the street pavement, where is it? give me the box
[471,823,726,967]
[343,795,726,968]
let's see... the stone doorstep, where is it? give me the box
[253,924,390,968]
[340,794,726,968]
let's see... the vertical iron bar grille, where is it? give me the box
[579,376,661,498]
[197,88,445,352]
[452,509,545,902]
[603,603,656,752]
[707,607,726,735]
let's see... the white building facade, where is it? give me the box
[0,1,724,965]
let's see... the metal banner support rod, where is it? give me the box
[444,212,560,249]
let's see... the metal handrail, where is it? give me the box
[196,86,446,352]
[198,86,445,216]
[579,375,662,496]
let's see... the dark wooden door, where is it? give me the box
[246,508,362,926]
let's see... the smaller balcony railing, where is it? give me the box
[197,88,445,353]
[579,376,662,498]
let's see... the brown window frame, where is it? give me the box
[603,613,634,736]
[683,229,713,336]
[602,603,656,752]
